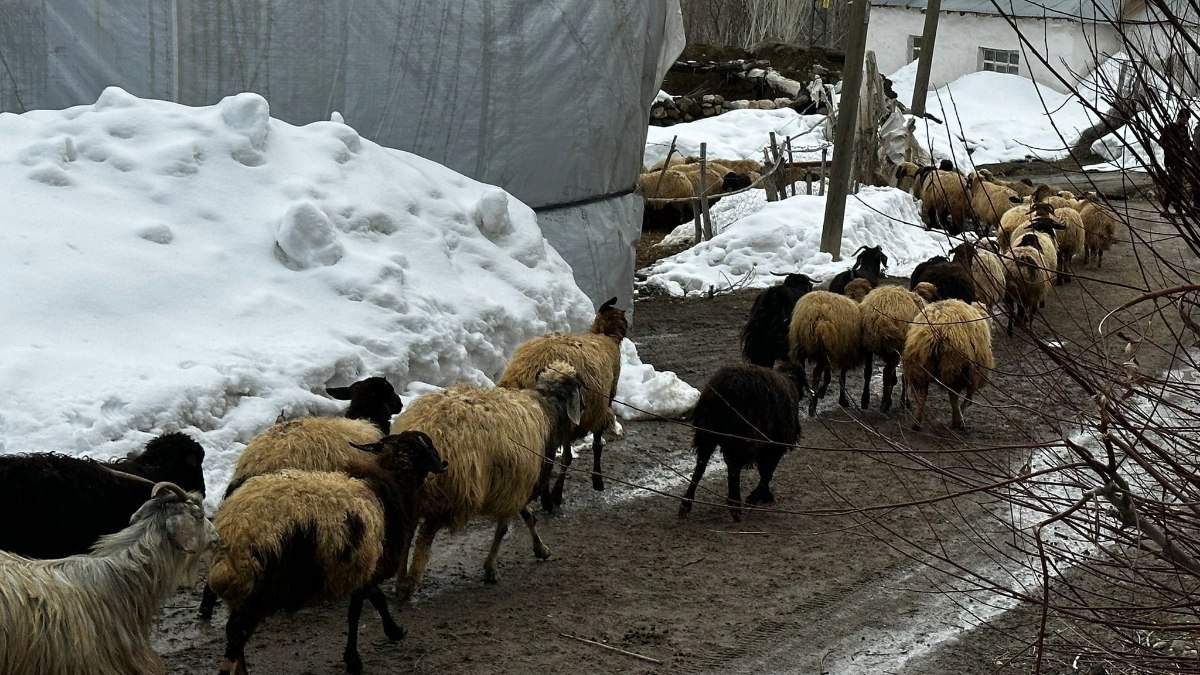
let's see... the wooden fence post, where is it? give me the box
[698,143,714,241]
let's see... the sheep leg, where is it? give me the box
[837,367,850,408]
[199,582,220,621]
[484,517,511,584]
[547,443,573,512]
[881,355,899,413]
[344,593,368,674]
[219,606,264,675]
[726,462,745,522]
[861,353,874,410]
[679,438,715,518]
[362,588,404,642]
[591,430,605,492]
[817,355,832,398]
[520,505,552,559]
[397,519,442,600]
[747,448,782,506]
[949,390,966,430]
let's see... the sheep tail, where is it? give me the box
[207,549,263,608]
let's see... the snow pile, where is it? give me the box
[911,71,1104,169]
[614,340,700,421]
[0,88,691,506]
[643,109,828,168]
[638,187,947,297]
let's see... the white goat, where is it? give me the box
[0,483,214,675]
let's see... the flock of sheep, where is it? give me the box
[0,299,629,674]
[0,158,1126,674]
[677,160,1125,522]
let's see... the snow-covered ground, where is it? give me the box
[644,108,829,169]
[0,88,697,508]
[638,186,948,297]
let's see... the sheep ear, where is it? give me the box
[599,297,619,312]
[327,386,352,400]
[567,389,583,426]
[166,511,206,555]
[349,441,383,454]
[1009,195,1021,203]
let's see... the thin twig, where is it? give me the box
[559,633,663,665]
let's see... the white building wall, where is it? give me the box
[867,6,1121,94]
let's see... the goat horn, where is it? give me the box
[151,481,189,502]
[598,297,618,311]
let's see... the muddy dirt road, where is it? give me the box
[159,176,1189,674]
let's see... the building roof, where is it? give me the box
[871,0,1123,22]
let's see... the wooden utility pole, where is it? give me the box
[909,0,941,117]
[819,0,871,261]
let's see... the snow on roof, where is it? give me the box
[871,0,1123,22]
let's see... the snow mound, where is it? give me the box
[0,87,602,505]
[638,187,948,297]
[615,340,699,421]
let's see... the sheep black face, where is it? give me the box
[774,272,815,293]
[353,431,447,475]
[938,159,955,172]
[328,376,403,435]
[721,172,753,192]
[117,431,207,496]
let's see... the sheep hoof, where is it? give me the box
[678,501,693,518]
[540,493,556,514]
[838,395,850,408]
[344,650,363,675]
[395,580,416,601]
[728,508,743,523]
[551,484,565,506]
[534,543,552,560]
[384,623,407,641]
[880,400,892,413]
[484,569,500,585]
[592,474,605,491]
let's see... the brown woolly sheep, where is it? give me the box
[968,171,1021,232]
[210,432,445,675]
[788,290,864,417]
[951,241,1006,308]
[842,277,873,302]
[859,285,927,411]
[894,161,921,192]
[640,167,693,199]
[498,297,627,510]
[1002,236,1055,335]
[1079,193,1120,268]
[1052,206,1085,284]
[391,362,584,598]
[977,169,1037,198]
[903,300,994,430]
[916,168,973,234]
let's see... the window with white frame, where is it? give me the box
[979,47,1019,75]
[908,35,923,63]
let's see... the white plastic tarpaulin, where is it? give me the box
[0,1,685,313]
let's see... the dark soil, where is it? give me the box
[157,182,1192,674]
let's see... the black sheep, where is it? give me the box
[327,376,403,435]
[829,245,889,294]
[908,254,949,289]
[0,432,205,558]
[721,172,754,192]
[740,273,815,368]
[679,363,803,522]
[914,261,976,303]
